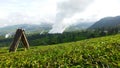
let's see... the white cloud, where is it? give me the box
[49,0,94,33]
[0,0,58,26]
[49,0,120,33]
[0,0,120,33]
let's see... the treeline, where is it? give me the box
[0,31,91,46]
[28,27,120,46]
[28,31,89,46]
[27,27,120,46]
[0,27,120,47]
[89,26,120,36]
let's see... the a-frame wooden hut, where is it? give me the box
[9,29,30,52]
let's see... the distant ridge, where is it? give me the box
[89,16,120,29]
[0,22,93,35]
[0,23,52,35]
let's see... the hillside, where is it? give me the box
[0,34,120,67]
[89,16,120,30]
[0,23,52,35]
[0,22,93,36]
[65,22,93,32]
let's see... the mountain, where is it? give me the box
[0,22,94,36]
[0,23,52,35]
[89,16,120,29]
[65,22,94,32]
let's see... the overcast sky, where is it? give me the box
[0,0,120,29]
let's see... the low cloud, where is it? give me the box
[0,0,57,27]
[49,0,94,33]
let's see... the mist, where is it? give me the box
[0,0,120,33]
[49,0,94,33]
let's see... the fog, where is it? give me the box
[0,0,120,33]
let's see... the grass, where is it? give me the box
[0,34,120,67]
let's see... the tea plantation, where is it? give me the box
[0,34,120,67]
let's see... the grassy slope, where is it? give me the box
[0,34,120,67]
